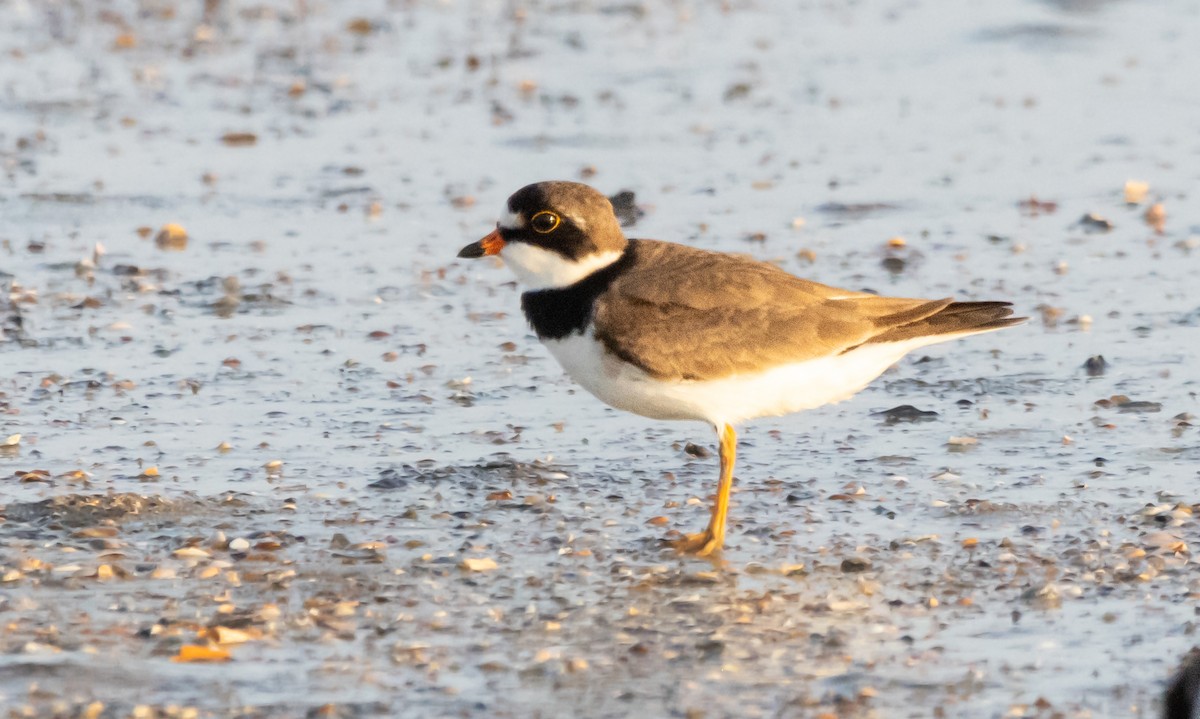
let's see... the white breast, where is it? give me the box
[541,331,941,427]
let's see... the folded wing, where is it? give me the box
[592,239,1020,382]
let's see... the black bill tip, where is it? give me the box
[457,241,485,259]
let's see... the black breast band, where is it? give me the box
[520,242,637,340]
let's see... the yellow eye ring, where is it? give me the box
[530,211,561,234]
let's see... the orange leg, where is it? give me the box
[669,423,737,556]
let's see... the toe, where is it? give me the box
[666,531,724,556]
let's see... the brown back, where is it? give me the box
[592,240,1019,381]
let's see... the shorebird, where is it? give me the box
[459,181,1022,556]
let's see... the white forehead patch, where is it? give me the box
[498,209,524,230]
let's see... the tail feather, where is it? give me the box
[865,301,1023,346]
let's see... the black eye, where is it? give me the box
[530,211,560,234]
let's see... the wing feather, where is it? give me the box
[592,240,1014,381]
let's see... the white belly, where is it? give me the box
[541,332,933,427]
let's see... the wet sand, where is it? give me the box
[2,1,1199,717]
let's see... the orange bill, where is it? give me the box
[457,228,506,258]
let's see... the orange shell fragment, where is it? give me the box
[172,644,232,663]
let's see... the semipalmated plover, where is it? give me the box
[459,181,1023,556]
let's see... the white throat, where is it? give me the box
[500,243,623,290]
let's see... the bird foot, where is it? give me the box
[666,530,724,557]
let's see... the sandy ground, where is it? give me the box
[2,1,1199,717]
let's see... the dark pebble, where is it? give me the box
[1083,355,1109,376]
[840,557,872,573]
[871,404,939,423]
[608,190,644,227]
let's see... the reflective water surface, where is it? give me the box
[2,1,1198,716]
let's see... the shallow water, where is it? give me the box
[2,0,1199,717]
